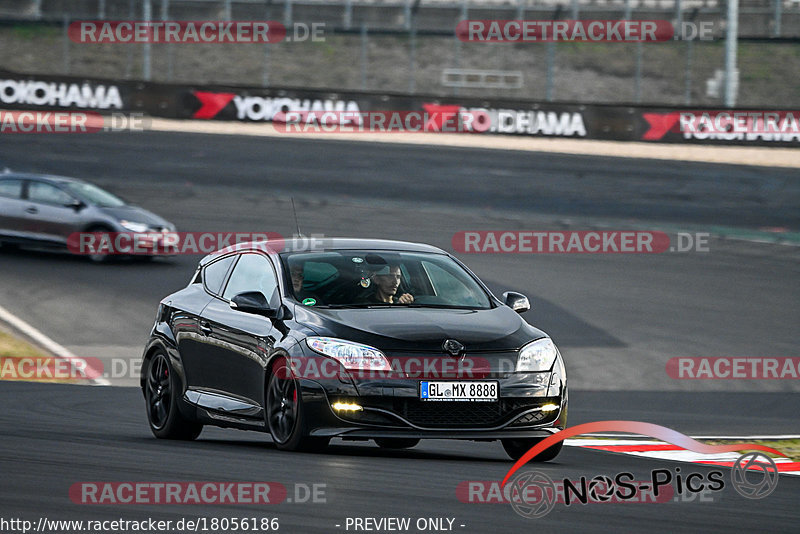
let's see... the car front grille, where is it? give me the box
[392,398,554,429]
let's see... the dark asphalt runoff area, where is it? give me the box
[0,132,798,532]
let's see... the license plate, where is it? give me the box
[419,381,498,402]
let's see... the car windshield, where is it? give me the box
[280,249,493,309]
[63,182,126,207]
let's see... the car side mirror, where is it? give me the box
[230,291,279,318]
[502,291,530,314]
[65,199,86,211]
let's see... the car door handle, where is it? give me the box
[199,321,213,335]
[25,206,38,214]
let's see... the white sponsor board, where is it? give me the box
[0,79,123,109]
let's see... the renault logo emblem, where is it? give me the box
[442,339,465,358]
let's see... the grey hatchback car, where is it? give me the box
[0,171,175,260]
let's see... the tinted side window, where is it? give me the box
[223,254,279,304]
[203,256,235,295]
[28,182,73,205]
[0,179,23,199]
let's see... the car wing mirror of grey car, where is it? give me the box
[502,291,530,314]
[230,291,283,319]
[65,199,86,211]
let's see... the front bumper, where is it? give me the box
[298,375,567,440]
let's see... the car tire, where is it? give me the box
[374,438,420,450]
[84,225,113,263]
[501,438,563,462]
[266,357,329,452]
[144,352,202,440]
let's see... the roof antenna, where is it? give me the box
[291,197,303,237]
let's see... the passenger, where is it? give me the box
[366,265,414,304]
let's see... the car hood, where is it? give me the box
[98,205,171,228]
[293,305,547,352]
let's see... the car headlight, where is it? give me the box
[306,337,391,371]
[119,220,149,233]
[516,337,559,372]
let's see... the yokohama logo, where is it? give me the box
[423,103,586,137]
[190,91,361,121]
[643,111,800,142]
[0,79,122,109]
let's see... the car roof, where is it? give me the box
[0,171,87,185]
[199,238,447,267]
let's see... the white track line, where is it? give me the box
[565,438,800,476]
[0,303,109,386]
[573,434,800,440]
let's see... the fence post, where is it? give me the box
[545,41,555,101]
[773,0,782,37]
[675,0,683,35]
[408,0,420,93]
[634,41,643,103]
[409,18,417,93]
[360,24,368,90]
[143,0,152,81]
[284,0,293,27]
[571,0,579,19]
[684,38,694,105]
[98,0,106,19]
[345,0,352,30]
[454,0,468,96]
[163,0,173,81]
[263,1,273,86]
[125,0,134,78]
[724,0,739,107]
[62,15,71,75]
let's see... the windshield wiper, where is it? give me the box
[319,303,476,309]
[317,303,392,309]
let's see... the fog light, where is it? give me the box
[332,401,363,412]
[540,403,559,412]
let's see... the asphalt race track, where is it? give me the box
[0,132,799,532]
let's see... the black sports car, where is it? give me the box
[141,238,567,460]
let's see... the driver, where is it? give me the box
[367,265,414,304]
[289,262,321,305]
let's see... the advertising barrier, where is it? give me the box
[1,69,797,145]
